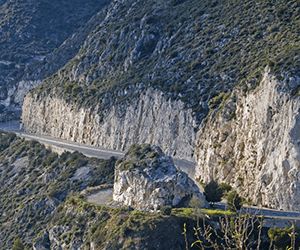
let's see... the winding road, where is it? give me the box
[2,120,300,226]
[0,120,196,176]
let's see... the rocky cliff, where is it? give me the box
[195,68,300,211]
[22,0,300,162]
[22,89,197,161]
[113,144,205,211]
[20,0,300,210]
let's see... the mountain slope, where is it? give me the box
[0,132,277,249]
[0,132,203,250]
[31,0,300,111]
[22,0,300,159]
[0,0,110,119]
[21,0,300,210]
[0,131,116,248]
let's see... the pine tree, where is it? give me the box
[204,180,223,206]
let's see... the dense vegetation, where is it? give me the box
[0,0,109,72]
[41,197,201,249]
[33,0,300,123]
[204,180,223,205]
[0,131,116,249]
[0,134,298,249]
[0,0,110,119]
[116,143,161,171]
[0,133,216,249]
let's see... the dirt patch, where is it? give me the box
[86,188,113,206]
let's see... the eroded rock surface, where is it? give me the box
[113,144,205,211]
[21,89,197,161]
[195,69,300,211]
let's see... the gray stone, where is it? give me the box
[113,145,206,211]
[195,69,300,211]
[21,89,197,161]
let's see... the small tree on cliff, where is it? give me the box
[204,180,223,206]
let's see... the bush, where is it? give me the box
[227,190,242,211]
[204,180,223,205]
[63,82,74,94]
[219,182,232,195]
[266,58,276,68]
[12,238,25,250]
[161,206,172,215]
[268,226,292,250]
[72,84,83,97]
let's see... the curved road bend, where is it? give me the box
[0,120,196,175]
[1,121,300,223]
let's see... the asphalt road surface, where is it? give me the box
[86,188,114,206]
[2,120,300,223]
[0,120,124,159]
[0,120,196,176]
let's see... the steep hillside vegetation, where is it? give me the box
[0,0,110,119]
[21,0,300,211]
[0,131,116,248]
[32,0,300,113]
[0,133,213,250]
[22,0,300,159]
[0,133,295,249]
[34,201,200,250]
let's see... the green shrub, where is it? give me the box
[12,238,25,250]
[160,206,172,215]
[71,84,83,97]
[219,183,232,195]
[63,82,74,94]
[268,226,292,250]
[227,190,242,211]
[46,152,58,166]
[204,180,223,205]
[266,58,276,68]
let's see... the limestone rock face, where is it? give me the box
[113,144,205,211]
[21,89,197,161]
[195,69,300,211]
[33,230,50,250]
[14,80,42,106]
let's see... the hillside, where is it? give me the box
[0,132,210,249]
[31,0,300,112]
[22,0,300,159]
[0,131,116,248]
[0,0,110,120]
[0,132,287,249]
[20,0,300,212]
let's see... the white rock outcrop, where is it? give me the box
[21,89,197,161]
[113,144,206,211]
[14,80,42,106]
[195,69,300,211]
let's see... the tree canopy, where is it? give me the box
[204,180,223,205]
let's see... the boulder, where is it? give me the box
[113,144,206,211]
